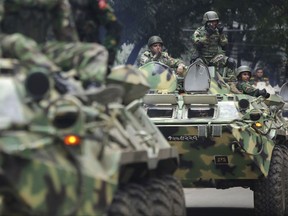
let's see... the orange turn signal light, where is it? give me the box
[254,122,262,128]
[64,135,81,146]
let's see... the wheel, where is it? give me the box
[124,183,152,216]
[254,145,286,216]
[280,145,288,215]
[161,175,186,216]
[107,188,137,216]
[146,177,173,216]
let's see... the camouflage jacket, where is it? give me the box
[192,26,228,62]
[250,76,269,83]
[69,0,122,65]
[236,80,258,96]
[139,50,184,68]
[0,0,78,43]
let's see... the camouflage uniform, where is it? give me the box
[139,50,184,69]
[192,25,228,66]
[0,0,108,84]
[236,80,258,96]
[69,0,122,66]
[250,76,270,85]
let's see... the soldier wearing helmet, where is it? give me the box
[192,11,236,70]
[250,67,270,86]
[139,35,186,76]
[236,65,270,98]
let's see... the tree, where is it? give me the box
[110,0,288,83]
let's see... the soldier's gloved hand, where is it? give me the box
[256,89,270,98]
[205,25,215,36]
[255,89,261,97]
[259,89,267,96]
[53,72,68,94]
[217,23,224,34]
[153,52,162,61]
[225,58,236,70]
[259,89,270,98]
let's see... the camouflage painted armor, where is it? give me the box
[42,41,108,83]
[0,0,108,83]
[236,80,258,96]
[139,50,184,69]
[69,0,122,66]
[141,58,288,215]
[0,58,185,215]
[192,26,228,65]
[0,33,61,73]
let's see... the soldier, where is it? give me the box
[69,0,122,67]
[250,67,270,85]
[192,11,236,70]
[236,65,270,98]
[139,35,186,76]
[0,0,108,89]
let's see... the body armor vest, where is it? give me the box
[199,27,224,60]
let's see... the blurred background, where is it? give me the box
[108,0,288,87]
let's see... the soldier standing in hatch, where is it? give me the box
[192,11,236,70]
[69,0,122,68]
[139,35,186,76]
[0,0,109,89]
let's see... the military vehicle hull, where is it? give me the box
[0,60,186,216]
[140,60,288,215]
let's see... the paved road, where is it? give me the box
[184,187,254,216]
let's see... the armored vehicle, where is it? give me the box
[0,59,185,216]
[140,59,288,216]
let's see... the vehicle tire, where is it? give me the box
[161,175,186,216]
[107,188,137,216]
[254,145,286,216]
[146,177,173,216]
[280,145,288,215]
[124,183,152,216]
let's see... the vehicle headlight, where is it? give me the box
[48,98,80,129]
[238,99,249,111]
[249,112,261,121]
[25,71,51,101]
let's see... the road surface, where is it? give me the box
[184,187,254,216]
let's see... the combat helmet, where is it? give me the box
[202,11,219,24]
[148,36,163,48]
[236,65,252,79]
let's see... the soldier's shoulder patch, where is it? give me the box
[143,50,151,55]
